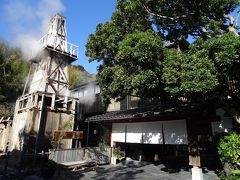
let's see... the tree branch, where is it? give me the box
[224,14,239,36]
[224,14,235,25]
[143,4,192,21]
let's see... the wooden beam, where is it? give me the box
[51,94,56,110]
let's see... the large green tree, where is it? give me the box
[86,0,240,105]
[97,31,164,102]
[162,32,240,102]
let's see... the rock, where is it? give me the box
[223,163,234,176]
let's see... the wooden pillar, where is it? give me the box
[35,94,46,154]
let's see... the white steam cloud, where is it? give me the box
[80,83,98,107]
[3,0,65,59]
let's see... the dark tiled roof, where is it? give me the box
[85,104,198,122]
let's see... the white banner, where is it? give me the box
[112,120,188,145]
[112,123,126,142]
[142,121,163,144]
[163,120,188,144]
[126,122,143,143]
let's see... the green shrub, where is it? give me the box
[232,170,240,175]
[218,168,240,180]
[98,137,108,151]
[220,173,240,180]
[218,133,240,168]
[113,147,121,159]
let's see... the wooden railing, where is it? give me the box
[39,34,78,58]
[49,147,112,165]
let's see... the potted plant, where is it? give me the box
[111,147,121,165]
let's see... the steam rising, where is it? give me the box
[3,0,65,59]
[80,83,98,108]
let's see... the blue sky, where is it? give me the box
[0,0,116,74]
[63,0,116,73]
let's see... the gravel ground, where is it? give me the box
[0,157,219,179]
[51,158,219,180]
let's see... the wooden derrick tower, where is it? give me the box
[10,14,80,153]
[29,13,77,96]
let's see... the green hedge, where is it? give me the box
[218,133,240,168]
[218,133,240,179]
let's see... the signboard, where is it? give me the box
[53,131,83,140]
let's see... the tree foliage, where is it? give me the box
[68,65,96,89]
[0,40,29,103]
[0,40,29,117]
[189,33,240,97]
[86,0,240,104]
[218,133,240,168]
[141,0,239,43]
[97,31,164,102]
[162,49,218,96]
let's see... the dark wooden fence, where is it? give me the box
[49,147,112,164]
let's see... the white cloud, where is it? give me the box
[36,0,66,34]
[3,0,65,59]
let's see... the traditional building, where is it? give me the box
[72,81,234,168]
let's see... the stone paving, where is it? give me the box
[52,159,219,180]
